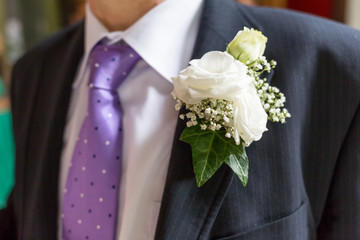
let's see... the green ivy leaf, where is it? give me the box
[225,151,248,187]
[180,125,249,187]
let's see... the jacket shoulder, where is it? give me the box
[11,20,84,104]
[239,5,360,85]
[14,21,84,71]
[248,6,360,64]
[10,21,84,133]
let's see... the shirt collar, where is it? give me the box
[74,0,203,89]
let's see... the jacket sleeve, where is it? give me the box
[317,105,360,239]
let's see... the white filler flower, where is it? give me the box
[172,51,268,146]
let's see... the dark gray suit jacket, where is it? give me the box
[1,0,360,239]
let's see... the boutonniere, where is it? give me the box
[171,27,291,187]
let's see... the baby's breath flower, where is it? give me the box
[174,97,239,143]
[200,124,207,130]
[175,101,182,111]
[247,57,290,123]
[186,112,193,118]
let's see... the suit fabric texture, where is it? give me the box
[1,0,360,239]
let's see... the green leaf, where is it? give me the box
[225,151,248,187]
[180,125,249,187]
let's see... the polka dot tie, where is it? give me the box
[62,43,140,240]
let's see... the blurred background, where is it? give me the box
[0,0,359,209]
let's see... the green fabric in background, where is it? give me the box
[0,78,4,97]
[0,109,15,209]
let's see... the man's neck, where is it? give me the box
[87,0,164,31]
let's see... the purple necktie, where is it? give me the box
[62,43,140,240]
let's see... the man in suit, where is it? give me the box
[1,0,359,239]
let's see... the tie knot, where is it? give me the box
[88,44,140,90]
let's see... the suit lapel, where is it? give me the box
[22,22,84,239]
[154,1,272,239]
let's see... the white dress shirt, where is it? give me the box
[58,1,203,239]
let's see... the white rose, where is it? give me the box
[172,51,268,146]
[226,27,267,64]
